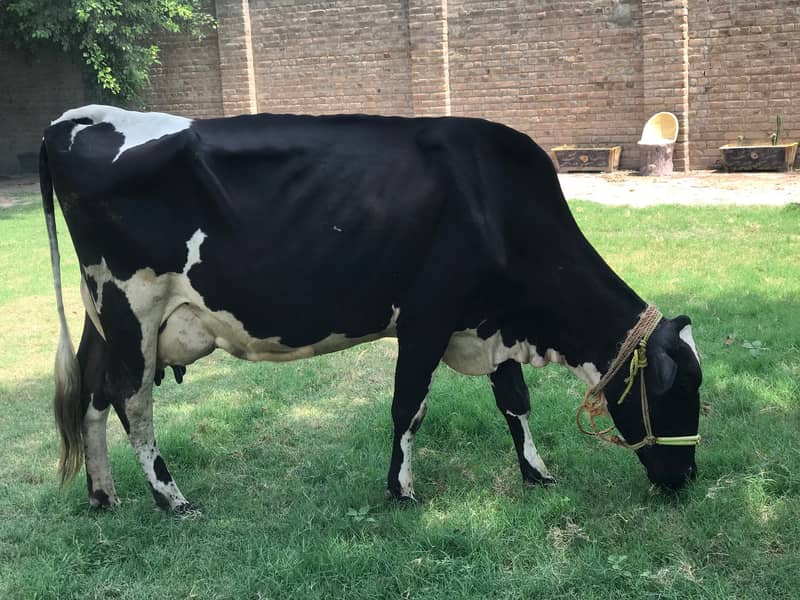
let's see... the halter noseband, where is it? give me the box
[576,305,701,450]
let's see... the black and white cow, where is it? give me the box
[41,106,702,512]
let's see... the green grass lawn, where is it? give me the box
[1,195,798,599]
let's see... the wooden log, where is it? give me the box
[639,143,674,176]
[719,143,798,172]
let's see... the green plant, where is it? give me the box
[742,340,769,356]
[770,115,782,146]
[0,0,215,104]
[346,504,376,523]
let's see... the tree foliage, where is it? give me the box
[0,0,215,104]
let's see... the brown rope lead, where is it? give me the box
[576,305,661,448]
[586,304,662,402]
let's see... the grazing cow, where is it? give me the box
[41,106,702,512]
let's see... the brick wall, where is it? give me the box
[447,0,645,169]
[688,0,800,168]
[2,0,799,173]
[247,0,414,116]
[642,0,690,170]
[0,45,86,173]
[141,0,223,118]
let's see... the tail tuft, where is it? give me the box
[41,141,84,484]
[54,327,82,484]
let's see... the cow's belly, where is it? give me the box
[83,228,404,369]
[443,329,545,376]
[156,302,398,367]
[442,328,602,385]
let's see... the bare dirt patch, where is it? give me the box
[2,171,798,209]
[560,170,800,207]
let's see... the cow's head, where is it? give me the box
[606,315,702,490]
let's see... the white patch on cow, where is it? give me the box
[390,305,400,329]
[679,324,701,365]
[52,104,192,162]
[80,276,106,339]
[443,329,600,385]
[83,257,113,313]
[506,410,552,478]
[570,362,602,386]
[183,229,207,276]
[133,438,189,510]
[398,431,415,498]
[332,226,342,232]
[81,232,404,371]
[157,305,216,367]
[443,329,533,375]
[68,123,92,149]
[397,397,428,499]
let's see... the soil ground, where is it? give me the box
[1,170,798,209]
[558,170,799,207]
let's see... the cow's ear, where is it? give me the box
[648,350,677,396]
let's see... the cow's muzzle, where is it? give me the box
[648,460,697,491]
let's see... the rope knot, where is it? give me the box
[618,341,649,405]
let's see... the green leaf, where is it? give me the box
[0,0,216,104]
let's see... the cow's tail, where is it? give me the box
[40,142,83,484]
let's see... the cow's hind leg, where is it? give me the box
[100,282,193,513]
[386,330,450,502]
[77,315,118,507]
[490,361,555,485]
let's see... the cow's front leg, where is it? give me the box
[121,385,194,513]
[386,332,449,502]
[490,361,555,485]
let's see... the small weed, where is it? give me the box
[346,504,376,523]
[608,554,633,578]
[742,340,769,356]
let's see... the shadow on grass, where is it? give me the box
[6,344,797,520]
[3,311,799,598]
[2,287,797,517]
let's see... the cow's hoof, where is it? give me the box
[88,490,119,509]
[527,475,556,487]
[173,502,202,518]
[385,488,418,504]
[522,468,557,487]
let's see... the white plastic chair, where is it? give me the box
[638,112,678,175]
[639,112,679,145]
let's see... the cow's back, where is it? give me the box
[44,109,505,346]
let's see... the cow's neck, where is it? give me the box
[522,254,647,382]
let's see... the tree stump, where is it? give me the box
[639,143,674,176]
